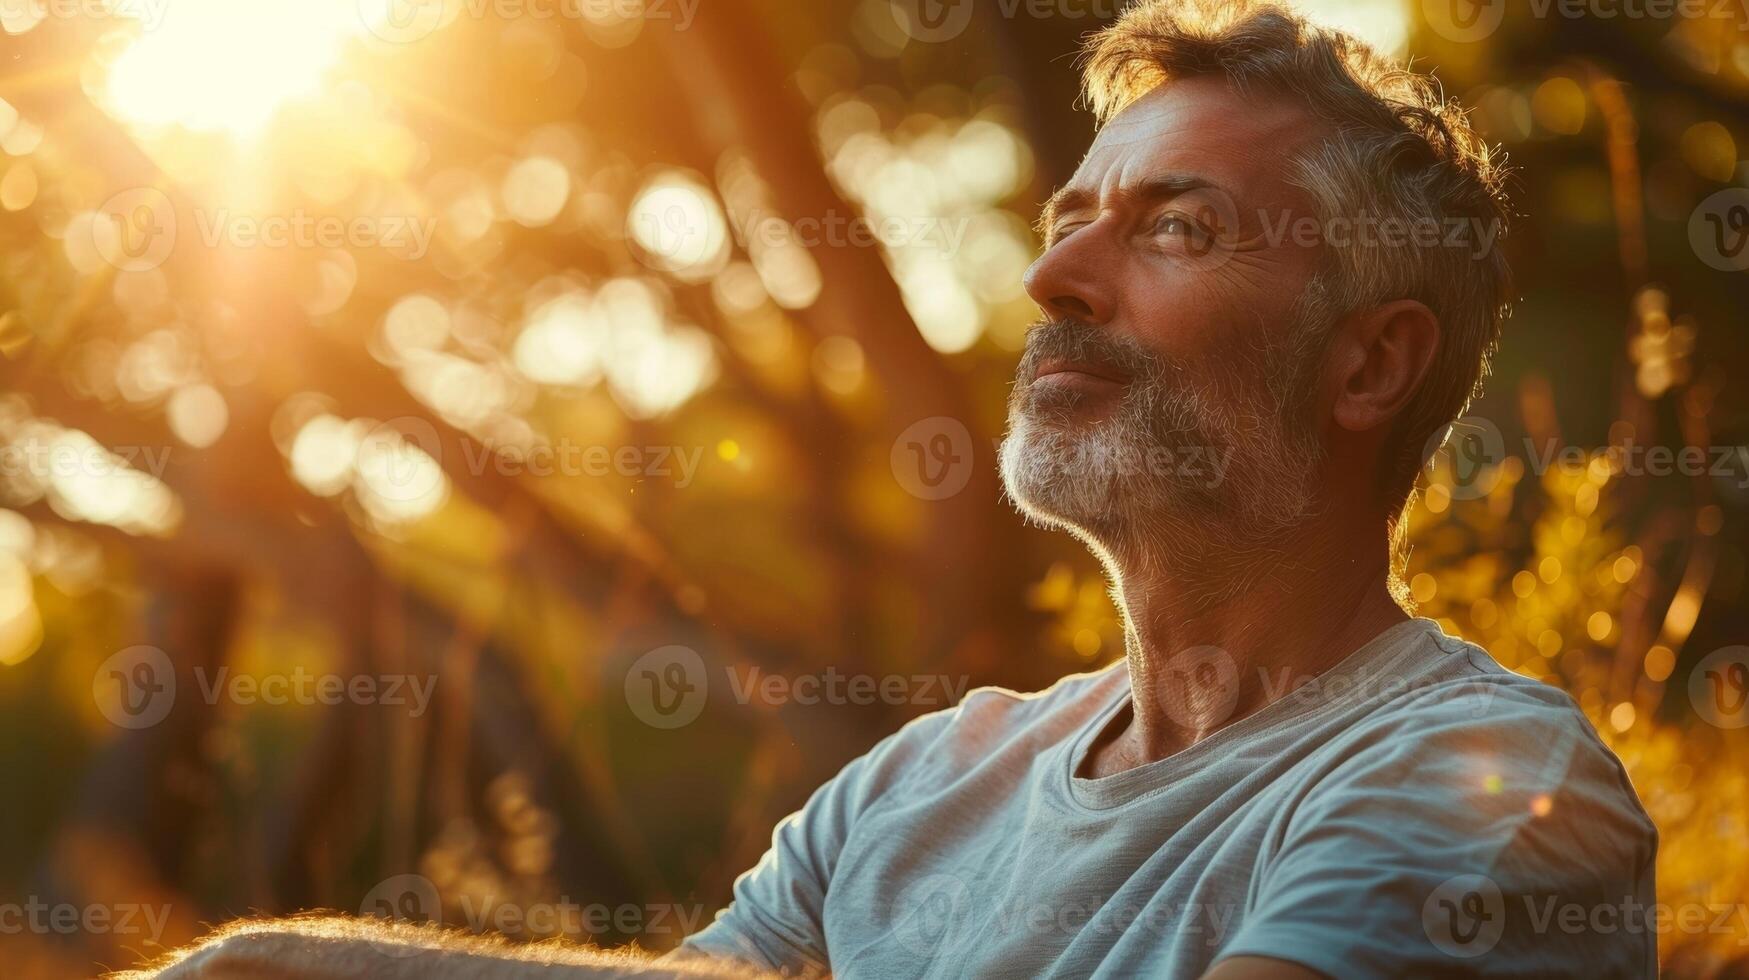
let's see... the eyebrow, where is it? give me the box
[1038,173,1223,244]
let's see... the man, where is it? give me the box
[137,2,1657,977]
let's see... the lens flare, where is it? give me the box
[103,0,365,136]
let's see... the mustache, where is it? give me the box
[1016,318,1165,386]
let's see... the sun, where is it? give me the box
[103,0,369,136]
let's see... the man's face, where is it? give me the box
[1000,77,1335,549]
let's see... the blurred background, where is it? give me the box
[0,0,1746,975]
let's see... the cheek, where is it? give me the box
[1114,274,1254,365]
[1154,252,1317,341]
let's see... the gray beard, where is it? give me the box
[997,318,1327,562]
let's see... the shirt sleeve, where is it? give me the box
[1216,681,1659,980]
[672,711,954,976]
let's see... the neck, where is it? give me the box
[1081,506,1409,776]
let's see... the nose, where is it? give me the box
[1023,225,1117,325]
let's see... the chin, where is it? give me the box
[998,412,1128,532]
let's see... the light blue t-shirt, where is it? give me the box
[678,619,1658,978]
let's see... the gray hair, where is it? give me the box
[1080,0,1515,517]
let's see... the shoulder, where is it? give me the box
[948,661,1127,736]
[844,662,1125,794]
[1309,628,1657,862]
[1244,630,1660,975]
[1356,629,1636,782]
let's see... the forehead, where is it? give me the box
[1068,75,1327,207]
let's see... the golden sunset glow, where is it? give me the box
[102,0,365,135]
[2,0,1746,975]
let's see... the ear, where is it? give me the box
[1326,299,1440,433]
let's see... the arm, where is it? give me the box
[680,713,951,974]
[111,915,771,980]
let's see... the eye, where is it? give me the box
[1152,211,1215,252]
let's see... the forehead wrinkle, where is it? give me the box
[1094,83,1329,208]
[1054,172,1215,210]
[1041,84,1332,250]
